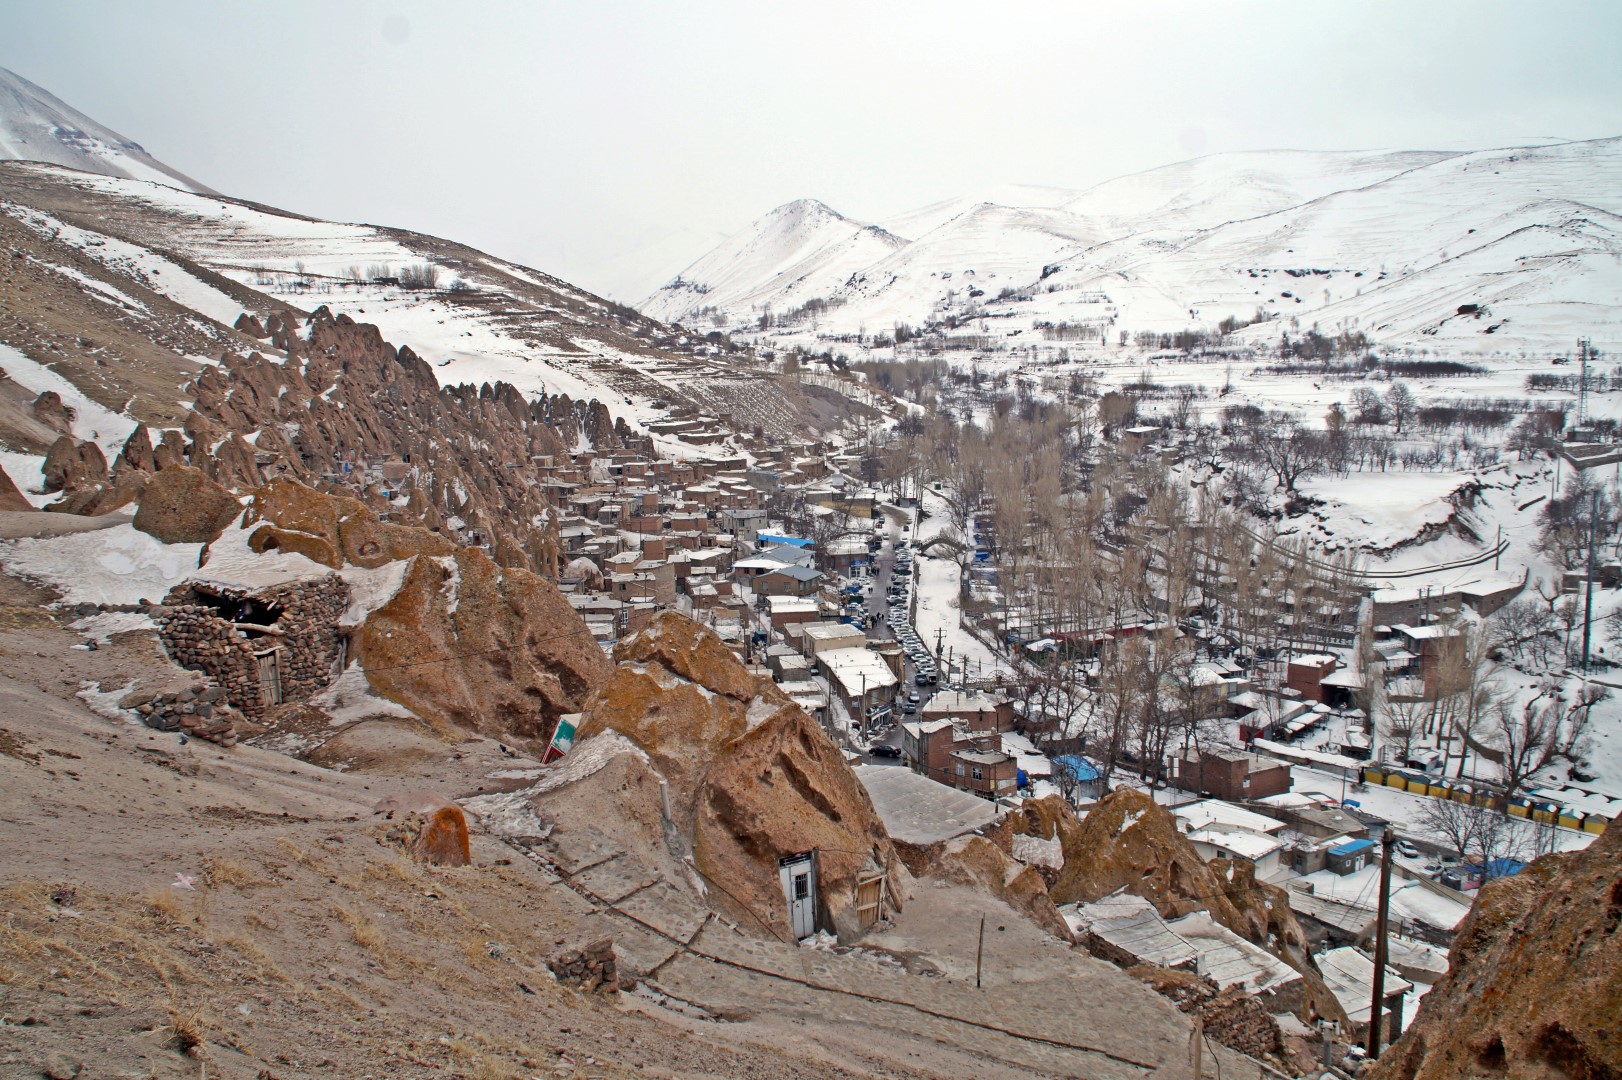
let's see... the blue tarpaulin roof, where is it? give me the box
[757,534,814,549]
[1329,838,1375,857]
[1054,755,1101,782]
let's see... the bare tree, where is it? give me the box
[1385,382,1417,434]
[1417,796,1539,873]
[1252,423,1324,494]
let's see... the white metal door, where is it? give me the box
[779,853,816,939]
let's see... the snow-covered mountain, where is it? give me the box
[641,199,905,327]
[0,66,214,193]
[644,141,1622,357]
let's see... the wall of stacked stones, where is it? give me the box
[157,575,351,719]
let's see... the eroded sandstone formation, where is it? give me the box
[559,611,905,943]
[358,545,611,744]
[1366,821,1621,1080]
[1014,791,1344,1024]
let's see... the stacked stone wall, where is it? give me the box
[157,575,350,718]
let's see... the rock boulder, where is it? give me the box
[132,466,241,544]
[41,435,107,494]
[358,546,610,744]
[567,612,905,942]
[1367,820,1622,1080]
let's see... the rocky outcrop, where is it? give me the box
[242,478,454,569]
[132,465,241,543]
[357,546,610,744]
[564,612,904,943]
[921,834,1073,941]
[30,391,74,434]
[173,310,654,578]
[0,462,35,511]
[1366,821,1622,1080]
[1023,791,1343,1023]
[43,467,146,516]
[41,435,107,494]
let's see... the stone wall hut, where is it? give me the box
[158,568,350,719]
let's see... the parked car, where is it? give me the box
[870,744,902,759]
[1397,841,1421,859]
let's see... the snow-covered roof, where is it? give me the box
[1173,799,1287,836]
[1187,827,1286,862]
[1317,947,1413,1025]
[819,646,898,694]
[852,764,1001,846]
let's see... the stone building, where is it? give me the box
[158,573,350,718]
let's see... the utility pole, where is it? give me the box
[1583,488,1599,670]
[1367,831,1395,1058]
[1578,337,1592,427]
[975,913,986,989]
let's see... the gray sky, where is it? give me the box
[7,0,1622,301]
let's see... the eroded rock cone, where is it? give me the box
[358,545,610,742]
[0,462,32,512]
[1024,790,1344,1023]
[116,424,156,474]
[132,465,241,544]
[30,390,74,434]
[41,435,107,494]
[1366,820,1622,1080]
[234,312,268,339]
[569,611,905,942]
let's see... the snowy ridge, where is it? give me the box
[0,66,212,193]
[642,198,905,324]
[645,139,1622,356]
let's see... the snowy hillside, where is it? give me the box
[641,199,905,326]
[0,66,212,193]
[0,160,837,468]
[644,140,1622,358]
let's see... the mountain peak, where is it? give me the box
[0,66,214,193]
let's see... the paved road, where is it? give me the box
[856,506,937,763]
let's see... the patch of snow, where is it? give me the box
[75,679,138,724]
[0,523,202,606]
[434,554,462,615]
[1117,808,1146,836]
[70,610,156,643]
[307,664,416,725]
[0,341,138,457]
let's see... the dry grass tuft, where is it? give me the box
[243,909,279,932]
[163,1002,206,1054]
[201,855,264,890]
[215,931,288,983]
[333,904,388,959]
[275,837,321,870]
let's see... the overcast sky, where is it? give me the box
[7,0,1622,301]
